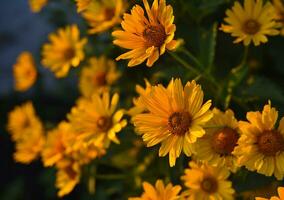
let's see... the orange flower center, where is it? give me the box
[63,47,75,60]
[104,8,115,21]
[97,116,112,132]
[143,25,167,47]
[201,176,218,194]
[168,111,191,136]
[211,127,239,155]
[94,71,107,86]
[257,130,284,156]
[243,19,260,35]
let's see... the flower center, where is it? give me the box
[243,19,260,35]
[65,165,77,179]
[104,8,115,21]
[201,176,218,194]
[143,25,167,47]
[94,71,107,86]
[211,127,239,155]
[63,47,75,60]
[96,116,112,132]
[257,130,284,156]
[168,111,191,136]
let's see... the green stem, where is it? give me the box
[95,174,126,180]
[179,47,203,69]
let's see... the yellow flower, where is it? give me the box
[233,102,284,180]
[194,108,240,172]
[41,25,87,78]
[133,78,212,167]
[68,92,127,149]
[256,186,284,200]
[77,0,126,34]
[79,56,121,97]
[220,0,279,46]
[112,0,179,67]
[128,179,181,200]
[181,161,235,200]
[28,0,48,13]
[273,0,284,36]
[13,52,37,92]
[7,102,45,164]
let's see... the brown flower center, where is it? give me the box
[243,19,260,35]
[104,8,115,21]
[97,116,112,132]
[143,25,167,47]
[257,130,284,156]
[168,111,191,136]
[63,47,75,60]
[201,176,218,194]
[94,71,107,86]
[65,166,77,179]
[211,127,239,156]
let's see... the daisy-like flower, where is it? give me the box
[273,0,284,35]
[76,0,126,34]
[128,179,181,200]
[28,0,48,13]
[181,161,235,200]
[13,52,37,92]
[41,25,87,78]
[256,186,284,200]
[112,0,179,67]
[220,0,279,46]
[133,78,212,167]
[79,56,121,97]
[68,92,127,149]
[194,108,240,172]
[7,102,45,163]
[233,102,284,180]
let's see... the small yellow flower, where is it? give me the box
[68,92,127,149]
[233,102,284,180]
[256,186,284,200]
[76,0,126,34]
[220,0,279,46]
[133,78,212,167]
[7,102,45,164]
[41,25,87,78]
[181,161,235,200]
[112,0,179,67]
[194,108,240,172]
[79,56,121,97]
[13,52,37,92]
[128,179,181,200]
[273,0,284,36]
[28,0,48,13]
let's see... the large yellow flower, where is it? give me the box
[220,0,279,46]
[7,102,45,164]
[41,25,87,78]
[77,0,126,34]
[28,0,48,13]
[128,179,181,200]
[13,52,37,92]
[181,161,235,200]
[68,92,127,149]
[79,56,121,97]
[273,0,284,36]
[256,186,284,200]
[112,0,179,67]
[233,102,284,180]
[133,79,212,167]
[194,108,240,172]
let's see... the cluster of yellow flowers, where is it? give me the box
[7,0,284,199]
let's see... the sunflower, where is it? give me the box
[233,102,284,180]
[181,161,235,200]
[256,186,284,200]
[194,108,240,172]
[133,78,212,167]
[68,92,127,149]
[28,0,48,13]
[77,0,126,34]
[13,52,37,92]
[112,0,179,67]
[273,0,284,35]
[7,102,45,163]
[128,179,181,200]
[79,56,121,97]
[41,25,87,78]
[220,0,279,46]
